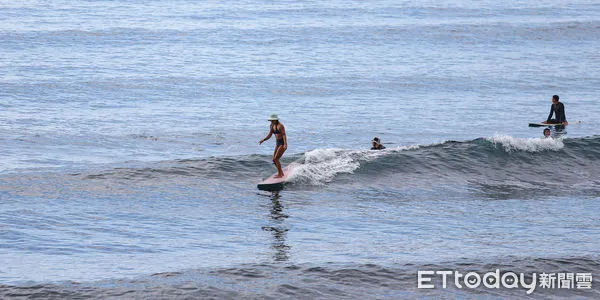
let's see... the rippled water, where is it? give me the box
[1,0,600,298]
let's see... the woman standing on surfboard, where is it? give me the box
[259,114,287,178]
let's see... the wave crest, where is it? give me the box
[289,148,361,185]
[486,135,564,152]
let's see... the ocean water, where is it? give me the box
[1,0,600,298]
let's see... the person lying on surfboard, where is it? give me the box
[259,114,287,178]
[542,95,568,125]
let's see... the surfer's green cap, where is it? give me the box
[268,114,279,121]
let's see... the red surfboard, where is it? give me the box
[257,163,299,191]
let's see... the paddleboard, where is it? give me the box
[528,122,565,128]
[257,163,299,191]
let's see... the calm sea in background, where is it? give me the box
[1,0,600,298]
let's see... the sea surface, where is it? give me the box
[1,0,600,298]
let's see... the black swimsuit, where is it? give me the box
[272,126,284,146]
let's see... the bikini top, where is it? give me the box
[272,125,281,134]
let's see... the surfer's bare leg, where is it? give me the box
[273,161,283,178]
[272,146,278,165]
[273,146,286,177]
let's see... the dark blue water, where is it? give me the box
[1,1,600,298]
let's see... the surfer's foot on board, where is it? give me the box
[274,173,284,178]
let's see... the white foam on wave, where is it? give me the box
[287,144,423,185]
[287,148,360,185]
[487,135,564,152]
[286,136,565,185]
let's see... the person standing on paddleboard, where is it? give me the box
[259,114,287,178]
[543,95,568,125]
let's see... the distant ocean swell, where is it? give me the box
[0,257,598,299]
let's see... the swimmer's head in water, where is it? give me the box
[543,128,551,137]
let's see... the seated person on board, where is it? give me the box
[542,95,568,125]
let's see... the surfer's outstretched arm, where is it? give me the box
[259,127,274,144]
